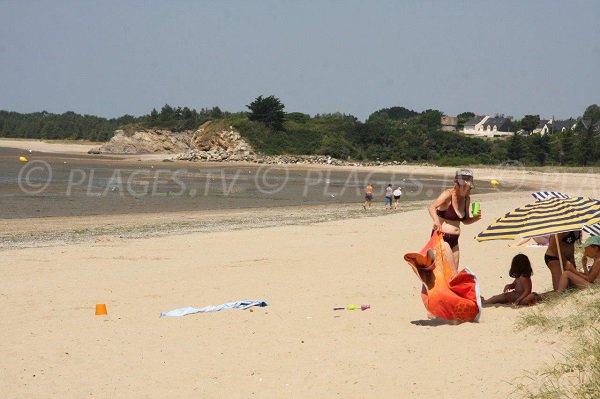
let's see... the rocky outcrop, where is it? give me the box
[172,122,256,161]
[89,121,256,158]
[89,129,194,154]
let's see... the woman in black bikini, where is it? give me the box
[428,169,482,272]
[545,230,581,291]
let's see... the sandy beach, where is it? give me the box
[2,140,600,397]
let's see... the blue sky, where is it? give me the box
[1,0,598,121]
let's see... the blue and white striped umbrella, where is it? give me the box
[531,191,570,201]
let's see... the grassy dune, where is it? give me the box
[516,286,600,398]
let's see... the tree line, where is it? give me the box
[1,100,599,167]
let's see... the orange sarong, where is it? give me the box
[404,232,481,322]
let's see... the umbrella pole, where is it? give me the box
[555,234,564,270]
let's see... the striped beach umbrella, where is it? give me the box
[531,191,570,201]
[476,196,600,242]
[583,222,600,236]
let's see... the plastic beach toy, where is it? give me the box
[347,304,370,311]
[95,304,108,316]
[334,304,371,311]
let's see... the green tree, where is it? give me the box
[286,112,310,124]
[368,106,418,121]
[246,95,285,131]
[583,104,600,121]
[529,133,550,165]
[520,114,540,133]
[419,109,443,129]
[457,111,475,123]
[149,108,158,121]
[210,106,223,119]
[160,104,175,121]
[507,134,526,161]
[574,121,598,166]
[558,130,576,165]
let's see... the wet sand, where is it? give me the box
[0,146,509,219]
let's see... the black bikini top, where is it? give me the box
[562,231,581,245]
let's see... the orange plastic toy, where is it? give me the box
[404,232,481,322]
[95,304,108,316]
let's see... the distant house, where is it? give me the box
[533,119,577,135]
[463,115,489,135]
[533,120,551,135]
[463,115,514,137]
[440,116,458,132]
[553,119,577,132]
[481,117,515,137]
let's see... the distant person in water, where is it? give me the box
[363,183,374,210]
[393,187,402,209]
[384,184,393,210]
[428,169,481,269]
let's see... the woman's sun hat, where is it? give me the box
[455,169,474,185]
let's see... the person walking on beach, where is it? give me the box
[393,186,402,209]
[384,184,393,210]
[428,169,481,269]
[363,183,374,210]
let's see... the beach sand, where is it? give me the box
[2,140,599,398]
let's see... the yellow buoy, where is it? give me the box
[19,156,28,162]
[490,179,500,186]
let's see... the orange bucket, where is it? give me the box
[95,304,108,316]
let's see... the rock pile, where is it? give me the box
[89,129,193,154]
[251,156,418,167]
[173,122,256,161]
[173,152,422,167]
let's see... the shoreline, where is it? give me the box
[4,138,600,248]
[0,190,525,250]
[4,139,600,189]
[3,137,600,176]
[0,199,432,250]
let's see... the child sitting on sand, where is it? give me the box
[483,254,538,306]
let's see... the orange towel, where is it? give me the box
[404,232,481,322]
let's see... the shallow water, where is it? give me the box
[0,147,524,219]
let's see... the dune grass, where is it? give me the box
[516,285,600,398]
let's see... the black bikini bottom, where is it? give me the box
[431,230,459,249]
[544,254,572,266]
